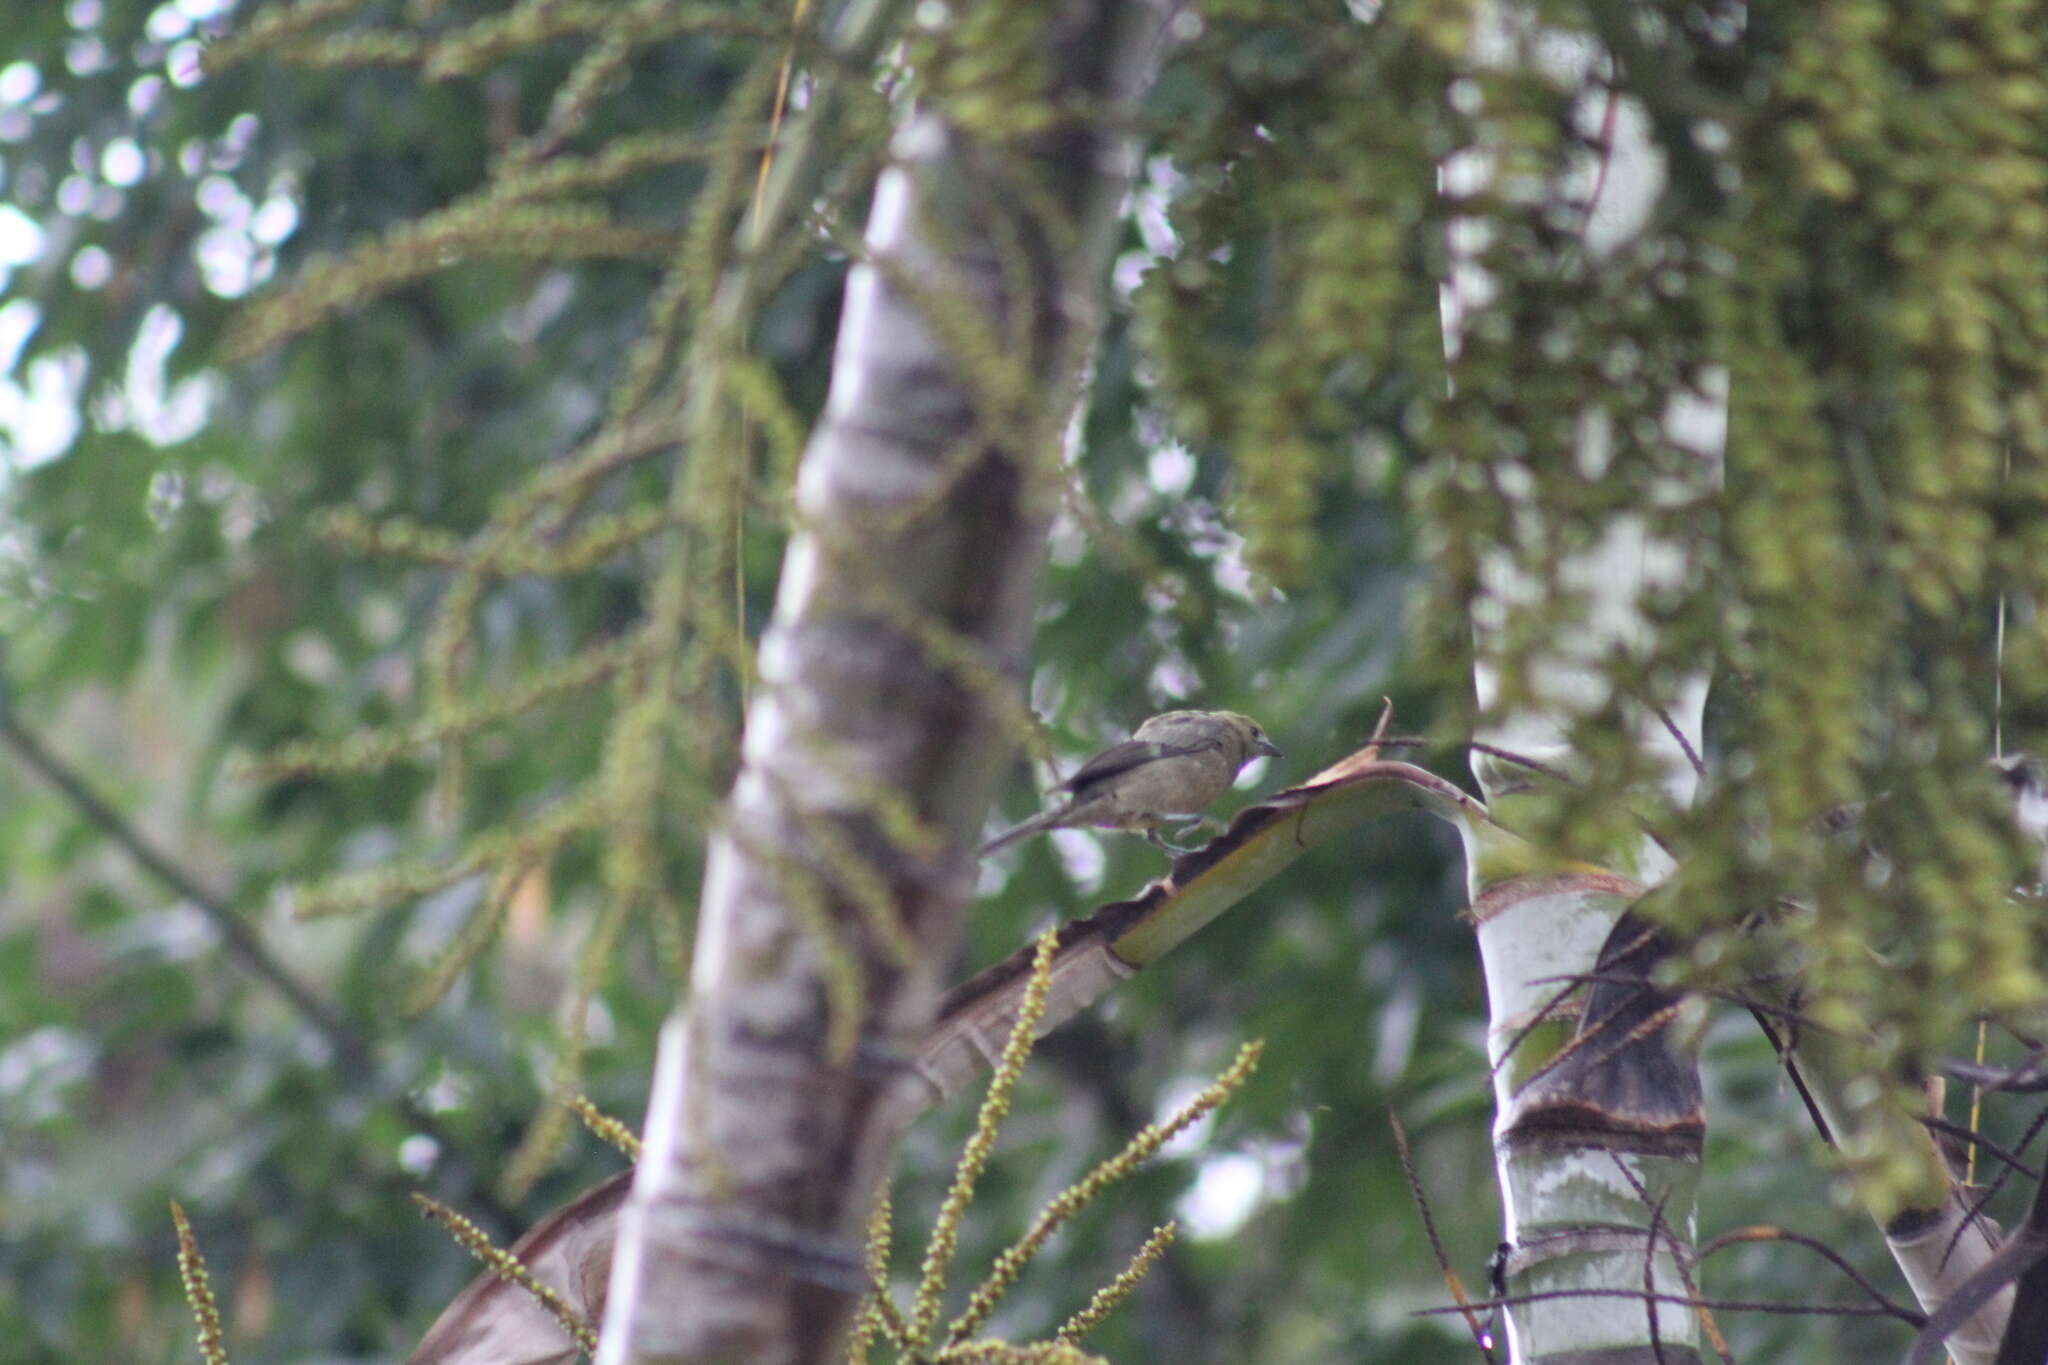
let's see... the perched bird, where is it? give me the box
[1993,753,2048,890]
[980,710,1281,857]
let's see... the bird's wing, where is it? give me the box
[1055,737,1217,796]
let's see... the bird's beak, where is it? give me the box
[1255,738,1282,760]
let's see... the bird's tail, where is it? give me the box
[978,807,1067,857]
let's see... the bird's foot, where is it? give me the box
[1146,820,1220,857]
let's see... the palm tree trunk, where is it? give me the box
[596,4,1167,1362]
[1442,8,1719,1359]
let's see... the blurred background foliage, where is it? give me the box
[1,1,2043,1363]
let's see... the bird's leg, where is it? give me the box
[1146,828,1202,856]
[1158,816,1226,851]
[1144,829,1193,856]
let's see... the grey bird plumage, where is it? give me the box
[980,710,1281,857]
[1994,753,2048,890]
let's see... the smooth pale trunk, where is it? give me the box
[1443,6,1717,1360]
[596,4,1168,1363]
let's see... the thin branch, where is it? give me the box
[1644,1188,1670,1365]
[0,688,515,1224]
[1525,971,1833,1037]
[0,703,363,1070]
[1905,1175,2048,1364]
[1389,1111,1494,1361]
[1486,973,1586,1084]
[1993,1145,2048,1363]
[1743,1004,1835,1147]
[1650,702,1707,783]
[1919,1115,2042,1182]
[1938,1100,2048,1274]
[1697,1225,1923,1326]
[1610,1154,1731,1363]
[1467,740,1578,785]
[1943,1051,2048,1094]
[1415,1287,1922,1325]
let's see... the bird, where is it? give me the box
[1993,752,2048,891]
[980,710,1281,857]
